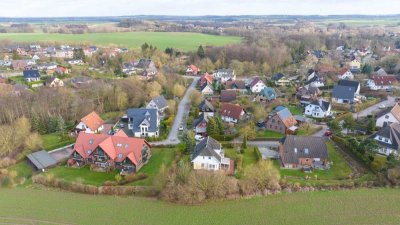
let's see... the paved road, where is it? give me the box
[151,77,199,146]
[312,124,328,137]
[353,96,395,119]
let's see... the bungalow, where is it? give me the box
[45,77,64,87]
[272,73,291,86]
[279,135,328,169]
[220,103,245,123]
[186,64,200,76]
[146,95,168,114]
[376,104,400,127]
[338,68,354,80]
[75,111,105,134]
[220,90,237,103]
[198,99,215,116]
[127,108,160,138]
[371,123,400,156]
[191,136,233,173]
[225,80,247,93]
[332,80,360,104]
[249,76,266,93]
[305,99,332,118]
[266,107,298,134]
[367,75,398,91]
[200,83,214,95]
[213,69,235,83]
[68,130,151,173]
[192,113,210,136]
[255,87,277,102]
[23,69,41,82]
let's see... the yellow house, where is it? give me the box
[349,59,361,72]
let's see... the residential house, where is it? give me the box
[249,76,266,93]
[225,80,246,93]
[12,60,29,70]
[146,95,168,114]
[127,108,160,138]
[68,130,151,173]
[55,66,69,75]
[296,85,322,105]
[200,83,214,95]
[67,59,84,65]
[45,77,64,87]
[219,103,245,123]
[376,104,400,127]
[266,107,298,134]
[75,111,105,134]
[349,59,361,73]
[186,64,200,76]
[305,99,332,118]
[198,73,213,87]
[374,68,388,76]
[135,59,158,79]
[54,49,74,59]
[23,69,41,82]
[213,69,235,83]
[371,123,400,156]
[367,75,398,91]
[220,90,237,103]
[255,87,277,102]
[191,136,233,173]
[305,70,325,88]
[71,76,92,89]
[279,135,328,169]
[272,73,291,86]
[332,80,361,104]
[198,100,215,116]
[192,113,210,136]
[37,62,58,71]
[338,68,354,80]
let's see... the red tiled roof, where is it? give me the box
[220,90,237,102]
[220,103,244,120]
[80,111,105,131]
[339,68,350,75]
[373,75,398,86]
[199,73,213,86]
[188,64,199,73]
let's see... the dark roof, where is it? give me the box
[150,96,168,109]
[46,76,56,84]
[220,103,244,120]
[272,73,285,81]
[280,136,328,165]
[249,76,262,88]
[198,100,215,112]
[332,85,355,100]
[27,150,58,170]
[23,69,40,78]
[337,79,360,89]
[191,136,222,161]
[371,123,400,150]
[127,108,158,132]
[225,80,246,90]
[309,99,331,112]
[192,112,210,127]
[259,87,277,100]
[220,90,237,102]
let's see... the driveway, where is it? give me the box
[48,144,74,162]
[312,124,329,137]
[151,77,199,146]
[353,96,395,119]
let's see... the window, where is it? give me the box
[118,153,123,158]
[385,138,389,143]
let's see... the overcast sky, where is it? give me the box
[2,0,400,17]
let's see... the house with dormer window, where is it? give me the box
[127,108,160,138]
[370,123,400,156]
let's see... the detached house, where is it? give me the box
[338,68,354,80]
[305,99,332,118]
[127,108,160,138]
[332,80,360,104]
[266,107,298,134]
[371,123,400,156]
[367,75,398,91]
[249,76,266,93]
[280,135,328,169]
[213,69,235,83]
[45,77,64,87]
[296,85,322,105]
[193,113,210,136]
[376,104,400,127]
[200,83,214,95]
[198,73,213,87]
[191,136,233,173]
[186,64,200,76]
[68,130,151,174]
[198,100,215,116]
[75,111,105,134]
[220,103,245,123]
[349,59,361,73]
[225,80,246,93]
[146,95,168,114]
[23,69,41,82]
[220,90,237,103]
[255,87,277,102]
[305,70,325,88]
[272,73,291,86]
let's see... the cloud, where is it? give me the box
[1,0,400,17]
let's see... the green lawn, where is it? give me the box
[224,148,258,169]
[41,133,75,151]
[285,104,303,115]
[1,188,400,225]
[256,130,285,139]
[8,161,32,180]
[0,32,242,51]
[275,141,353,183]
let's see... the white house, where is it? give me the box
[306,71,325,88]
[305,99,332,118]
[249,76,266,93]
[200,83,214,95]
[127,108,160,138]
[67,59,84,65]
[367,75,398,91]
[146,95,168,114]
[376,104,400,127]
[191,137,232,172]
[332,80,361,104]
[75,111,105,134]
[338,69,354,80]
[213,69,235,83]
[371,123,400,156]
[219,103,245,123]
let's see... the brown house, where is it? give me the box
[266,108,297,134]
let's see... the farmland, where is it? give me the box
[0,32,242,51]
[1,188,400,225]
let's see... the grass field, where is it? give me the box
[0,32,242,51]
[256,130,285,139]
[1,188,400,225]
[41,133,75,151]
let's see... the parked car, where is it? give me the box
[324,131,332,137]
[178,124,184,131]
[195,135,204,141]
[379,104,386,109]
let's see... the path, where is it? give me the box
[151,77,199,146]
[353,96,395,119]
[48,144,74,162]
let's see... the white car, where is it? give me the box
[178,125,184,131]
[379,104,386,109]
[195,135,204,141]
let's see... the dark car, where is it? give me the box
[324,131,332,136]
[256,121,266,127]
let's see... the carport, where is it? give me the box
[27,150,58,171]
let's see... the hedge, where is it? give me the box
[212,133,239,141]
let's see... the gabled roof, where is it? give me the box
[199,73,213,85]
[272,73,285,81]
[198,100,215,112]
[332,85,355,100]
[339,68,351,75]
[23,69,40,78]
[259,87,277,100]
[337,79,360,89]
[280,135,328,165]
[389,104,400,122]
[249,76,264,88]
[193,112,210,128]
[371,123,400,150]
[27,150,58,170]
[276,108,297,128]
[220,103,244,120]
[225,80,246,90]
[188,64,199,72]
[200,83,213,93]
[127,108,158,132]
[80,111,104,131]
[309,99,331,112]
[220,90,237,102]
[373,75,398,86]
[191,136,222,161]
[149,95,168,110]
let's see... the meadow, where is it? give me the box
[0,32,242,51]
[0,188,400,225]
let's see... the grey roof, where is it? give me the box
[198,100,215,112]
[216,68,234,77]
[272,73,285,81]
[23,69,40,78]
[27,150,58,170]
[277,108,293,120]
[338,79,360,89]
[127,108,158,132]
[309,99,331,112]
[150,96,168,110]
[192,112,210,127]
[281,136,328,165]
[371,123,400,150]
[191,136,222,161]
[332,85,355,100]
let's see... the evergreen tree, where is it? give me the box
[197,45,205,58]
[215,116,224,135]
[206,118,217,136]
[362,64,373,74]
[367,116,376,134]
